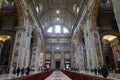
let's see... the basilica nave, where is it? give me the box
[0,0,120,80]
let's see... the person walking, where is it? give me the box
[16,67,20,77]
[21,67,24,77]
[100,65,109,78]
[12,67,16,78]
[25,66,30,75]
[94,68,97,75]
[97,67,101,75]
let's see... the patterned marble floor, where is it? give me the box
[45,70,72,80]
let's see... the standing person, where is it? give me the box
[98,67,101,76]
[100,65,109,78]
[12,67,16,78]
[21,67,24,77]
[16,67,20,77]
[94,68,97,75]
[26,66,30,75]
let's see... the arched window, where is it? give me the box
[55,25,61,33]
[47,27,53,33]
[63,27,69,33]
[46,24,69,36]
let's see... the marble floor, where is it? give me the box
[45,70,72,80]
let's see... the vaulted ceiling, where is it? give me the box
[34,0,82,37]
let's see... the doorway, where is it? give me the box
[56,61,60,69]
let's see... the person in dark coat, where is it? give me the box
[94,68,97,75]
[100,65,109,78]
[21,67,24,77]
[12,67,16,78]
[16,67,20,77]
[98,67,101,75]
[26,66,30,75]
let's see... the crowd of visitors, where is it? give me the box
[11,64,109,79]
[91,65,109,78]
[12,66,30,78]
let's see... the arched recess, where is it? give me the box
[100,31,120,72]
[0,31,15,73]
[0,0,25,73]
[13,0,25,26]
[91,0,120,72]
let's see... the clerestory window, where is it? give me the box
[46,24,69,36]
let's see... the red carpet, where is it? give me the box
[61,70,109,80]
[17,70,55,80]
[16,70,110,80]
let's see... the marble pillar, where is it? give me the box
[73,39,79,69]
[61,44,64,69]
[34,44,40,72]
[24,25,32,68]
[51,45,55,68]
[112,0,120,32]
[10,28,24,75]
[84,27,95,69]
[91,27,103,67]
[78,43,85,72]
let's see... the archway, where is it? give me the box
[91,0,120,72]
[0,0,25,73]
[0,33,14,74]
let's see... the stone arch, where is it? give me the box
[100,31,120,39]
[90,0,102,27]
[13,0,25,26]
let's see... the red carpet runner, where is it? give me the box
[15,70,111,80]
[61,70,111,80]
[16,70,55,80]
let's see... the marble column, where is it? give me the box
[84,27,94,69]
[51,44,55,68]
[10,27,25,75]
[112,0,120,32]
[61,44,64,69]
[73,38,79,69]
[70,43,74,69]
[0,0,3,9]
[90,27,104,67]
[34,44,40,72]
[24,25,32,68]
[78,43,85,72]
